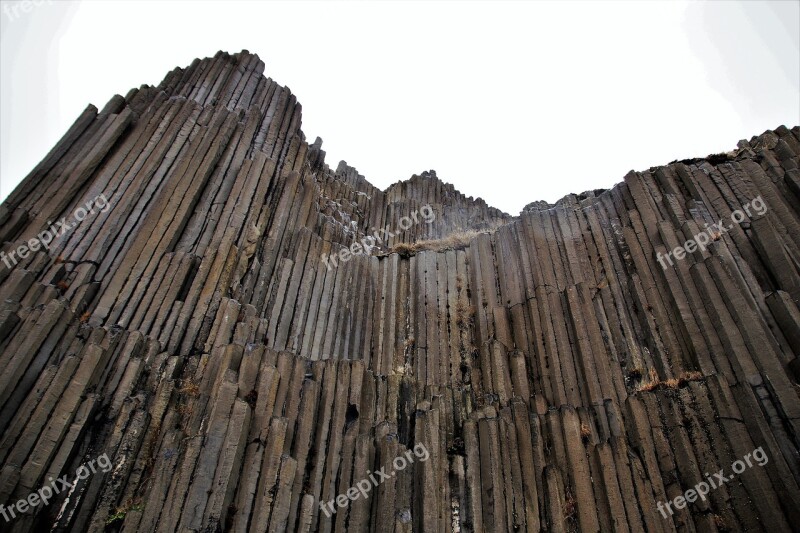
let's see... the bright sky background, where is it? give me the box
[1,0,798,215]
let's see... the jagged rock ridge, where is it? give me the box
[0,50,799,532]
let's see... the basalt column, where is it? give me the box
[0,51,799,532]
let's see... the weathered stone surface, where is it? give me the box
[0,50,798,531]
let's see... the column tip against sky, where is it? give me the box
[1,0,798,215]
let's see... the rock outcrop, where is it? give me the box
[0,50,799,532]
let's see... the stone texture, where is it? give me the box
[0,50,798,532]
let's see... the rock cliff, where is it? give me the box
[0,50,799,532]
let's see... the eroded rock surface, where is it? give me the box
[0,51,799,532]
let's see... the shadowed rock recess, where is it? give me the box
[0,50,799,533]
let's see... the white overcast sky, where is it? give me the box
[1,0,798,215]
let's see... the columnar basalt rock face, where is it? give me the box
[0,50,799,532]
